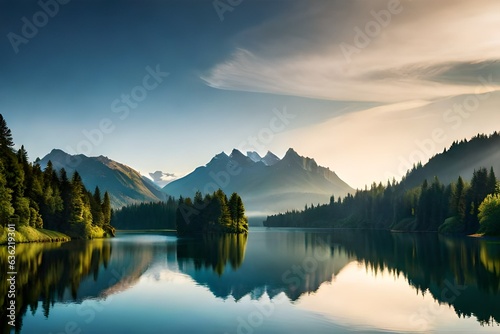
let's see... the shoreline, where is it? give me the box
[0,226,114,245]
[0,226,71,245]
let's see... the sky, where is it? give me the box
[1,0,500,189]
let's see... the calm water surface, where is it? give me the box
[2,228,500,333]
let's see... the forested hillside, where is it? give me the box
[0,114,114,240]
[401,132,500,188]
[265,133,500,236]
[38,149,166,208]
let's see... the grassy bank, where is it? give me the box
[0,226,71,245]
[63,224,115,240]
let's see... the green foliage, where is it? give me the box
[0,113,114,240]
[0,114,14,151]
[14,196,31,227]
[265,166,498,235]
[438,216,465,235]
[478,194,500,236]
[90,187,104,227]
[229,192,247,231]
[450,176,468,224]
[415,177,448,231]
[402,132,500,188]
[0,161,14,224]
[465,167,492,233]
[112,197,178,230]
[0,236,111,332]
[0,226,71,244]
[102,191,112,226]
[176,189,248,236]
[68,172,92,226]
[176,233,248,275]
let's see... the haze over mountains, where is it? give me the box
[37,148,354,215]
[163,148,354,216]
[246,151,281,166]
[39,149,165,208]
[36,132,500,215]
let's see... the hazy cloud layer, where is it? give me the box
[203,0,500,103]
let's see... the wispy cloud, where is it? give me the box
[202,0,500,104]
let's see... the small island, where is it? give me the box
[176,189,248,236]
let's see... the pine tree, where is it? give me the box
[0,114,14,152]
[90,187,104,227]
[228,193,247,232]
[17,145,28,164]
[0,160,14,226]
[176,196,188,235]
[236,196,245,221]
[229,193,239,224]
[487,167,497,195]
[0,115,116,237]
[236,195,247,232]
[102,191,112,226]
[58,168,72,231]
[214,189,231,229]
[68,171,93,237]
[452,176,467,223]
[467,168,490,233]
[416,179,429,230]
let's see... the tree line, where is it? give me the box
[0,114,114,238]
[264,167,500,235]
[176,189,248,236]
[112,190,249,236]
[111,197,177,230]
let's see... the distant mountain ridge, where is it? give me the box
[402,132,500,189]
[163,148,354,216]
[39,149,165,208]
[246,151,280,166]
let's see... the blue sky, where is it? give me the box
[1,0,500,188]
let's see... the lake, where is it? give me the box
[1,228,500,333]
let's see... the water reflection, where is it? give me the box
[323,231,500,325]
[0,233,175,333]
[177,230,353,301]
[177,234,248,276]
[176,230,500,326]
[1,229,500,333]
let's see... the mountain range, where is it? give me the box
[162,148,354,216]
[39,149,165,208]
[36,132,500,214]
